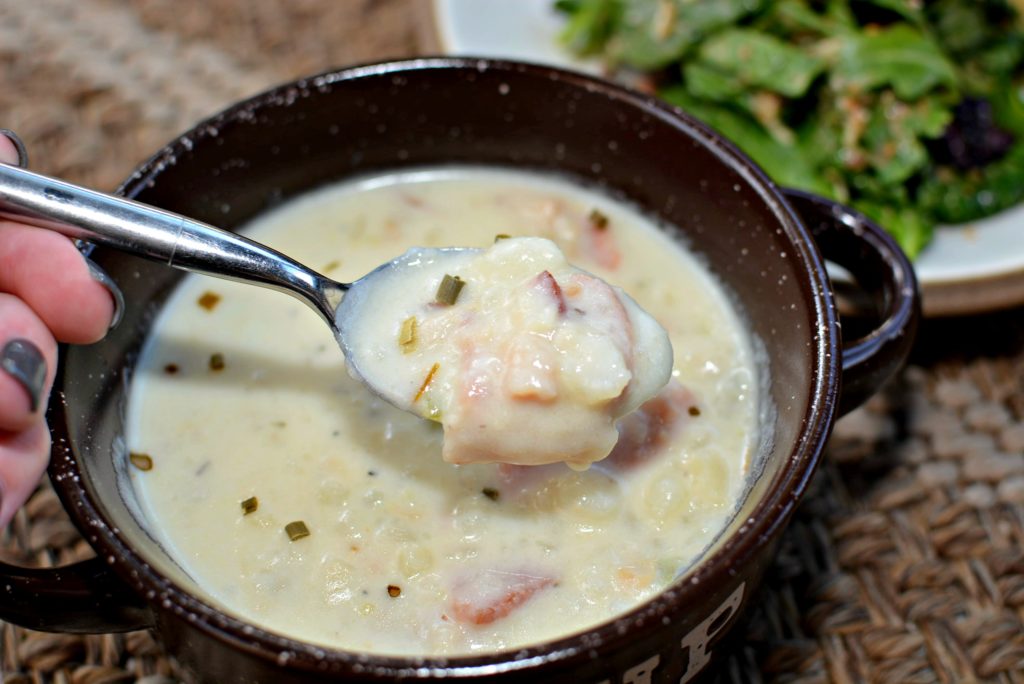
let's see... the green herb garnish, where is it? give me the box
[435,274,465,305]
[399,316,418,353]
[422,394,443,422]
[285,521,310,541]
[209,353,225,371]
[494,233,512,242]
[588,209,609,230]
[198,291,222,311]
[482,487,501,502]
[241,496,259,515]
[129,452,153,471]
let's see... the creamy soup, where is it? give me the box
[127,168,759,656]
[344,236,673,469]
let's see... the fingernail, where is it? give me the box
[0,129,29,168]
[1,339,47,413]
[85,258,125,330]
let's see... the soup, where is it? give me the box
[126,167,759,656]
[343,235,674,469]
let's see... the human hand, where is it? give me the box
[0,130,120,526]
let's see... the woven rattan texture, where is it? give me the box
[2,1,1024,682]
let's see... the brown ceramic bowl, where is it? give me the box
[0,58,918,682]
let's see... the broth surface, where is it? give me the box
[127,167,758,655]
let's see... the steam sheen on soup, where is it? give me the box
[127,168,759,656]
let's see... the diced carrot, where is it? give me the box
[450,569,556,625]
[413,362,440,404]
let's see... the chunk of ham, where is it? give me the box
[532,270,567,315]
[491,382,699,499]
[485,382,700,509]
[604,381,698,471]
[449,569,556,625]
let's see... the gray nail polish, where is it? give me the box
[85,258,125,330]
[0,129,29,168]
[1,339,47,413]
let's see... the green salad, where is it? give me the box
[556,0,1024,257]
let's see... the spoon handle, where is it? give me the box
[0,162,345,326]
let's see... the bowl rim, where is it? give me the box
[49,56,841,677]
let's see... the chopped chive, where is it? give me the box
[435,274,465,305]
[422,395,442,422]
[399,316,418,353]
[285,521,310,541]
[387,584,402,598]
[209,353,225,371]
[588,209,609,230]
[129,452,153,471]
[322,260,341,273]
[482,487,500,502]
[414,362,440,403]
[241,496,259,515]
[198,291,222,311]
[494,233,511,242]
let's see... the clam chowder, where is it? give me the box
[343,236,673,469]
[127,167,759,656]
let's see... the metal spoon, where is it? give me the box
[0,161,472,398]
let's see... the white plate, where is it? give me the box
[432,0,1024,316]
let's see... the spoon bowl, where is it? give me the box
[333,244,479,405]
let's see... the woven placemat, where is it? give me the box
[3,2,1024,682]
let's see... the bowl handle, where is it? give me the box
[0,555,154,633]
[782,189,921,416]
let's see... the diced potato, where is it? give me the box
[399,543,435,578]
